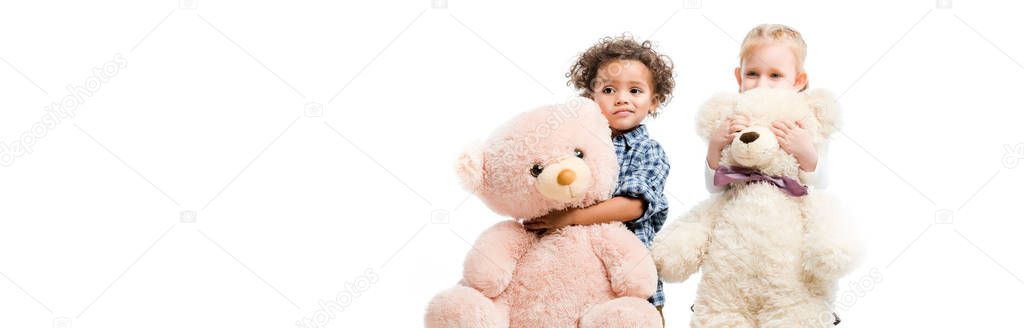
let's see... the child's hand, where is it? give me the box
[524,208,577,232]
[771,120,818,171]
[707,115,750,169]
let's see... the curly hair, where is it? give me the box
[566,34,675,116]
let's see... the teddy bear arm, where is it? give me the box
[801,195,862,280]
[590,224,659,299]
[651,197,720,282]
[463,220,536,298]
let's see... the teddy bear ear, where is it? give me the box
[804,89,842,138]
[695,92,739,140]
[566,96,602,120]
[455,141,485,192]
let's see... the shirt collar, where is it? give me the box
[613,124,649,147]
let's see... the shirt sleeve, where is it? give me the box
[705,159,726,194]
[798,145,829,190]
[614,141,671,225]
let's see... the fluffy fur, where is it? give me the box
[652,88,862,327]
[427,98,661,327]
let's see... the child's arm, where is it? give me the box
[799,154,828,189]
[524,196,643,231]
[772,119,817,171]
[705,115,748,194]
[706,114,750,170]
[772,119,830,189]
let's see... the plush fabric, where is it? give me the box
[427,98,661,327]
[652,88,862,327]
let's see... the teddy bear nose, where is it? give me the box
[739,131,760,144]
[557,169,576,186]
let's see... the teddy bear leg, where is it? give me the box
[691,310,754,327]
[757,300,834,328]
[690,298,755,328]
[425,285,508,328]
[579,297,662,328]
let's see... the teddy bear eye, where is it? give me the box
[574,148,585,159]
[530,164,544,177]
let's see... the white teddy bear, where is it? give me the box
[652,88,862,327]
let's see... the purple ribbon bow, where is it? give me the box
[713,166,808,197]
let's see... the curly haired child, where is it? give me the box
[526,34,674,324]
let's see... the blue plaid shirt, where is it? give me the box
[612,124,670,307]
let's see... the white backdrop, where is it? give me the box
[1,0,1022,327]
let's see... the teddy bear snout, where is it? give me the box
[739,131,760,144]
[728,125,781,169]
[536,157,593,202]
[557,169,576,185]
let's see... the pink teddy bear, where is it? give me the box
[424,98,662,327]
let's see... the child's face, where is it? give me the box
[734,43,807,92]
[591,59,659,135]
